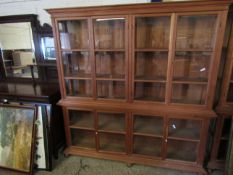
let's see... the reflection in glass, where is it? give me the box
[58,20,89,49]
[95,51,125,79]
[65,79,92,97]
[94,18,125,49]
[0,22,37,78]
[136,16,170,49]
[133,136,162,157]
[99,133,125,152]
[135,52,168,80]
[167,140,198,162]
[41,37,55,60]
[97,80,125,99]
[69,110,94,129]
[62,51,91,77]
[168,119,201,139]
[134,115,163,136]
[70,129,95,149]
[172,83,207,104]
[98,112,125,132]
[176,15,217,49]
[173,52,211,82]
[134,82,165,102]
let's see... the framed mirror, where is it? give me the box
[0,15,41,80]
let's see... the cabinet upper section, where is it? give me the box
[47,0,232,109]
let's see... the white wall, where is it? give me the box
[0,0,149,25]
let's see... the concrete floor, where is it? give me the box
[0,155,223,175]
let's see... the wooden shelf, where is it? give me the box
[64,76,92,80]
[133,132,163,139]
[134,76,166,83]
[95,49,125,52]
[69,125,94,131]
[61,49,89,52]
[168,136,199,142]
[134,96,165,102]
[135,49,168,52]
[175,48,213,52]
[134,79,166,83]
[96,78,125,81]
[98,112,125,132]
[172,80,208,85]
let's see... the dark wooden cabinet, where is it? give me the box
[47,1,233,174]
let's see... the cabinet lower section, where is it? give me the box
[61,105,212,174]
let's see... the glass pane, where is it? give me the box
[134,115,163,136]
[133,136,162,157]
[167,140,198,162]
[168,118,201,140]
[69,110,94,129]
[136,16,170,49]
[99,133,125,152]
[221,118,232,138]
[135,52,168,80]
[227,83,233,102]
[96,51,125,79]
[94,18,125,49]
[176,15,217,49]
[217,140,229,160]
[58,20,89,49]
[134,82,165,102]
[97,81,125,99]
[173,52,211,82]
[172,83,207,104]
[62,51,91,77]
[65,79,92,97]
[98,112,125,132]
[70,129,95,149]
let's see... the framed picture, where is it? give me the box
[0,104,37,174]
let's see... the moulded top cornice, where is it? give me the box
[46,0,233,17]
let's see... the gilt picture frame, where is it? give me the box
[0,104,37,174]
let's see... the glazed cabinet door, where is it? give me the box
[93,17,128,100]
[67,108,127,153]
[132,114,164,158]
[58,19,93,98]
[166,117,202,162]
[171,14,219,105]
[97,111,127,153]
[133,15,171,102]
[68,109,96,149]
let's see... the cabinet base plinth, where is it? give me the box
[64,147,207,175]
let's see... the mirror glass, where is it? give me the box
[41,36,56,60]
[0,22,38,78]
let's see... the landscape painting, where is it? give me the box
[0,105,36,174]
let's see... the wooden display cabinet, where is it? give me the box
[47,1,233,174]
[208,9,233,171]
